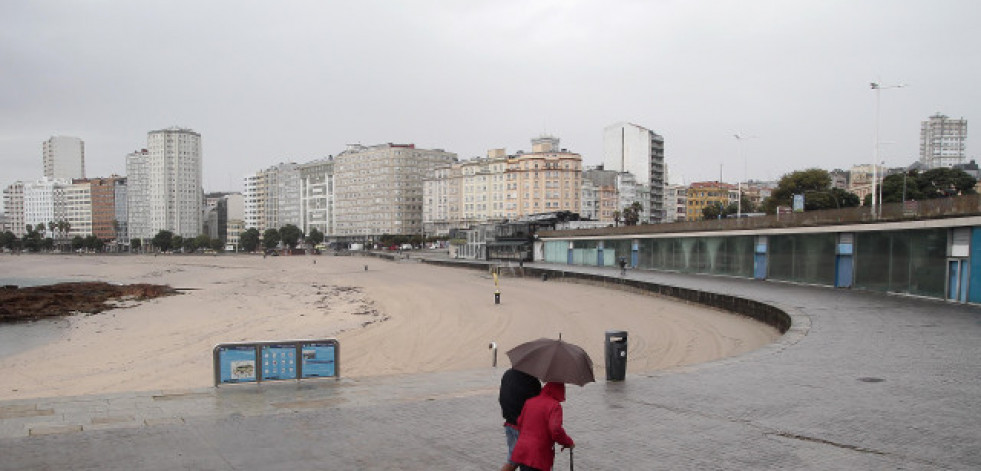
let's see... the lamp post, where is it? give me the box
[870,81,904,217]
[734,134,758,218]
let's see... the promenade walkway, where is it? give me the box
[2,262,979,470]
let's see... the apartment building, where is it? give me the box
[243,162,301,233]
[603,123,665,222]
[686,181,735,221]
[506,136,582,220]
[423,149,508,236]
[299,158,334,236]
[43,136,85,181]
[75,176,125,241]
[2,182,25,237]
[334,143,456,239]
[126,127,203,241]
[664,183,688,223]
[920,113,968,169]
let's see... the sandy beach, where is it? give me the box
[0,254,780,400]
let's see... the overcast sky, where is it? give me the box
[2,0,978,195]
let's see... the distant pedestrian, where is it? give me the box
[499,368,542,471]
[618,256,626,276]
[511,382,575,471]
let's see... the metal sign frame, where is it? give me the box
[213,338,340,386]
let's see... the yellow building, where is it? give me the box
[686,181,735,221]
[506,136,582,219]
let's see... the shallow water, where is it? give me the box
[0,318,70,358]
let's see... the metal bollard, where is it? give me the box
[489,342,498,367]
[495,290,500,304]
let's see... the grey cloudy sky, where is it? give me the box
[1,0,978,194]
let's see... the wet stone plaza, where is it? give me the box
[1,264,979,470]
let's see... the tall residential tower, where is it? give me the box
[603,122,665,223]
[920,113,968,169]
[43,136,85,180]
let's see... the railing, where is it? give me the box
[540,194,981,238]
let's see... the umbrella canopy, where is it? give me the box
[506,338,595,386]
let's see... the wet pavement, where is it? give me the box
[2,262,980,470]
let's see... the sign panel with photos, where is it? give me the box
[214,339,339,386]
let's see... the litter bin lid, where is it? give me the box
[605,330,627,335]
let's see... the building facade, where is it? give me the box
[43,136,85,181]
[125,149,151,241]
[424,149,508,236]
[76,176,124,242]
[23,178,66,233]
[2,182,25,237]
[686,181,735,221]
[126,128,203,241]
[603,123,665,223]
[299,158,334,236]
[920,113,968,169]
[506,136,582,220]
[243,162,302,234]
[664,184,688,223]
[334,143,457,239]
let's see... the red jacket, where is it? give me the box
[511,382,575,470]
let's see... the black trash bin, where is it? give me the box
[605,330,627,381]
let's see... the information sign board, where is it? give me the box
[217,345,258,383]
[300,342,337,378]
[261,343,297,381]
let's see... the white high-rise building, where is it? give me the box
[299,158,334,236]
[23,178,67,233]
[920,113,968,169]
[43,136,85,180]
[125,149,151,241]
[243,162,301,234]
[603,122,665,223]
[126,127,203,241]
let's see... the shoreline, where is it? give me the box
[0,254,780,400]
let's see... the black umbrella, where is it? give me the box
[506,338,595,386]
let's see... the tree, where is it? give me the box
[210,238,224,252]
[761,168,860,213]
[918,168,977,199]
[83,235,104,252]
[279,224,303,249]
[262,229,281,250]
[612,210,621,227]
[702,202,726,220]
[72,236,85,251]
[622,202,644,226]
[152,230,175,252]
[172,235,184,252]
[194,234,211,252]
[0,231,16,251]
[131,238,142,252]
[240,228,261,252]
[308,227,324,246]
[23,225,42,252]
[42,238,54,251]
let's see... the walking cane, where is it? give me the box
[569,448,574,470]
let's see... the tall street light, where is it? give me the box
[870,81,905,216]
[734,134,758,218]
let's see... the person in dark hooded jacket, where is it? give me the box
[499,368,542,471]
[510,382,575,471]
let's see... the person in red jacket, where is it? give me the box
[510,382,575,471]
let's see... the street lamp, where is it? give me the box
[734,134,759,218]
[870,81,905,216]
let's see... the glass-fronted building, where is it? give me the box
[541,220,976,302]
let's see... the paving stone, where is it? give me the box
[0,263,978,470]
